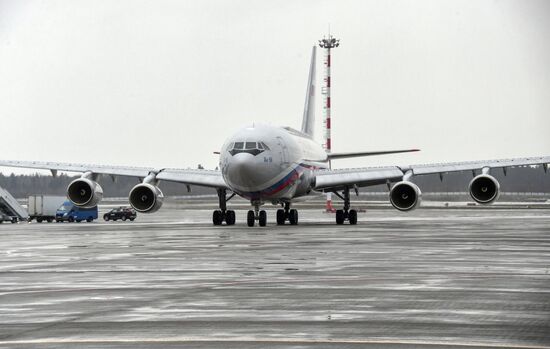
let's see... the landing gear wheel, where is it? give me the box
[11,218,17,224]
[348,209,358,225]
[37,218,43,223]
[288,209,298,225]
[259,210,267,227]
[46,218,53,223]
[247,210,255,227]
[336,210,345,225]
[86,217,93,223]
[276,209,285,225]
[225,210,236,225]
[212,210,223,225]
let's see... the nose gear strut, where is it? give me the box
[247,200,267,227]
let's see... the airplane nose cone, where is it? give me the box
[225,153,271,190]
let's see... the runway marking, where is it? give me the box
[0,337,548,348]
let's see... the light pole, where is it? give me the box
[319,34,339,212]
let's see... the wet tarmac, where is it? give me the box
[0,206,549,348]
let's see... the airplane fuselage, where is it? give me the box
[220,124,328,203]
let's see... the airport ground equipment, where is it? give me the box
[27,195,65,223]
[103,207,136,221]
[55,200,98,222]
[0,185,28,221]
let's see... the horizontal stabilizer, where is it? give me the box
[328,149,420,160]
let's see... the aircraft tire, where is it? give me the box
[259,210,267,227]
[247,210,255,227]
[225,210,236,225]
[349,209,358,225]
[276,209,285,225]
[289,209,298,225]
[336,210,345,225]
[213,210,223,225]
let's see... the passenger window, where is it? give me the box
[245,142,256,149]
[234,142,244,149]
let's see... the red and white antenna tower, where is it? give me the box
[319,32,339,213]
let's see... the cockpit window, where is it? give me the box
[228,141,267,156]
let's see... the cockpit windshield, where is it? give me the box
[228,141,267,156]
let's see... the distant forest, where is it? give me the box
[0,166,549,199]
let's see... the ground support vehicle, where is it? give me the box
[27,195,66,223]
[56,201,98,222]
[103,207,137,221]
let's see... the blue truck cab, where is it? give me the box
[56,201,98,223]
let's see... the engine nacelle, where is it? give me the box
[469,174,500,204]
[67,178,103,207]
[390,181,422,211]
[129,183,164,213]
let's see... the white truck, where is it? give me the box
[27,195,66,223]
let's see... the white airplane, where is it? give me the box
[1,47,549,227]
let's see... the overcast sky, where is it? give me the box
[1,0,549,174]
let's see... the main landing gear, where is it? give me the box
[332,187,358,225]
[212,189,236,226]
[247,201,267,227]
[276,202,298,225]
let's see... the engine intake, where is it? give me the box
[129,183,164,213]
[67,178,103,207]
[469,174,500,204]
[390,181,422,211]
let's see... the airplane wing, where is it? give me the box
[313,156,550,192]
[0,160,228,189]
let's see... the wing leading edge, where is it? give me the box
[314,156,550,192]
[0,160,228,189]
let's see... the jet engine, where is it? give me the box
[390,181,422,211]
[469,174,500,204]
[67,177,103,207]
[129,183,164,213]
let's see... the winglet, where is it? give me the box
[301,46,316,137]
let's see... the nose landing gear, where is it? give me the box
[276,202,298,225]
[247,201,267,227]
[333,187,358,225]
[212,189,236,226]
